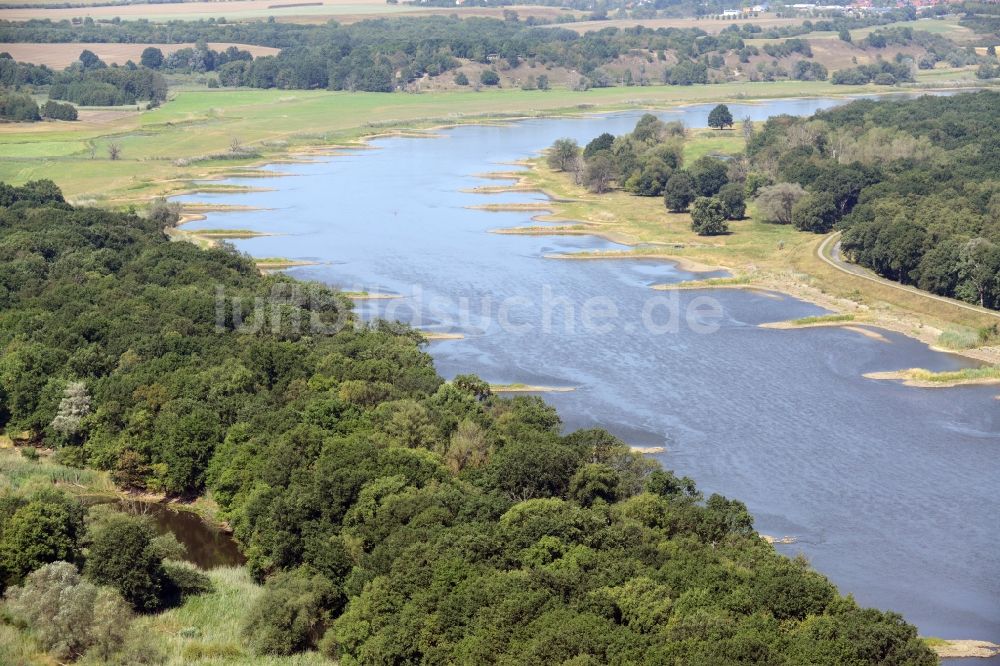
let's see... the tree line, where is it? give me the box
[0,10,953,93]
[0,181,935,663]
[0,49,165,113]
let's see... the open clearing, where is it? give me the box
[0,42,280,69]
[0,0,568,23]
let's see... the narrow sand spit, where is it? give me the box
[345,292,404,301]
[490,384,577,393]
[468,203,555,212]
[421,332,466,341]
[759,320,890,342]
[760,535,798,545]
[930,639,1000,659]
[863,370,1000,389]
[545,252,724,273]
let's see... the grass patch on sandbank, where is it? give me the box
[895,366,1000,384]
[865,365,1000,387]
[655,276,751,289]
[490,383,576,393]
[789,313,855,326]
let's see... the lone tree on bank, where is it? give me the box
[708,103,734,130]
[547,138,580,172]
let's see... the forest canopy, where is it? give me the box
[746,91,1000,309]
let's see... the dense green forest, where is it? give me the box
[0,181,936,663]
[747,91,1000,309]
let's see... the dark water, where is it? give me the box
[175,97,1000,644]
[116,500,244,569]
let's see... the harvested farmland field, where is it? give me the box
[0,42,280,69]
[0,0,564,23]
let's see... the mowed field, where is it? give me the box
[0,0,570,23]
[1,42,281,69]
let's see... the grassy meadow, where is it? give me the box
[0,72,983,203]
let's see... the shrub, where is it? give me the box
[41,100,77,121]
[243,567,343,655]
[454,71,469,86]
[547,138,580,172]
[755,182,806,225]
[163,560,213,600]
[5,561,132,662]
[663,171,696,212]
[147,197,182,227]
[83,512,171,611]
[480,70,500,86]
[792,192,839,233]
[689,156,729,197]
[0,489,85,590]
[0,92,40,122]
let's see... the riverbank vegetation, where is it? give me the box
[530,91,1000,352]
[0,181,938,663]
[750,91,1000,311]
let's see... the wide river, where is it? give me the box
[176,96,1000,647]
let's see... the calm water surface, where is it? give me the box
[176,97,1000,645]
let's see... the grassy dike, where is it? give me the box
[0,72,981,203]
[500,130,1000,368]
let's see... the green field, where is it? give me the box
[0,73,984,202]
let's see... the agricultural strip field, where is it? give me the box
[0,0,568,23]
[0,43,281,69]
